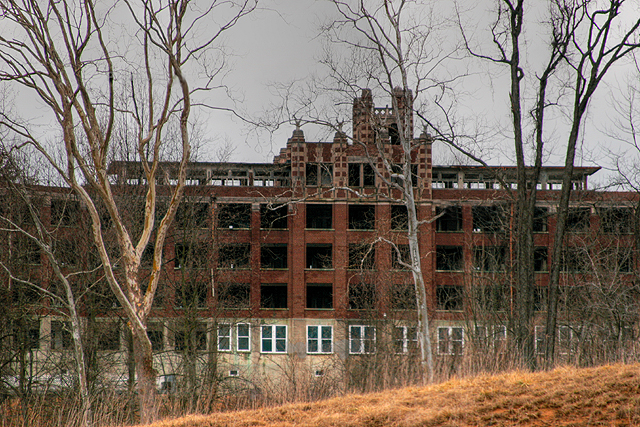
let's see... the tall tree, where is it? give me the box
[0,0,255,421]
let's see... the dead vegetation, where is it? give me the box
[141,363,640,427]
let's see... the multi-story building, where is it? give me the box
[2,89,638,392]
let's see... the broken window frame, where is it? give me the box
[260,283,288,309]
[306,283,333,309]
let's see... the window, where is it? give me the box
[348,163,375,187]
[474,325,506,348]
[533,207,548,232]
[51,199,79,226]
[436,246,463,271]
[534,247,548,272]
[561,247,588,272]
[390,283,416,310]
[97,323,121,351]
[307,325,332,354]
[176,202,209,229]
[51,320,72,350]
[348,243,375,270]
[307,244,333,269]
[306,283,333,309]
[306,204,332,229]
[175,281,208,309]
[174,242,208,269]
[218,323,250,352]
[53,239,78,267]
[12,320,40,350]
[218,244,250,269]
[473,284,506,313]
[348,282,376,310]
[261,244,288,269]
[261,325,287,353]
[217,282,250,309]
[566,207,590,232]
[437,327,464,355]
[148,324,164,351]
[432,172,458,189]
[558,325,575,355]
[260,204,288,229]
[391,244,410,270]
[13,237,40,265]
[534,286,547,312]
[535,326,546,355]
[261,284,288,309]
[436,206,463,232]
[436,285,464,311]
[174,323,207,352]
[388,123,399,145]
[391,205,408,230]
[217,203,251,229]
[349,325,376,354]
[473,205,505,233]
[306,163,333,186]
[348,205,375,230]
[473,246,506,272]
[393,326,418,354]
[599,207,633,234]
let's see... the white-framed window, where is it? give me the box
[349,325,376,354]
[393,326,418,354]
[437,326,464,355]
[307,325,332,354]
[218,324,231,352]
[218,323,251,352]
[237,323,251,352]
[261,325,287,353]
[535,325,546,355]
[474,325,506,348]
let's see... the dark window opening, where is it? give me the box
[306,163,318,186]
[600,207,633,234]
[306,163,333,186]
[218,244,250,269]
[176,281,208,309]
[176,202,209,229]
[436,285,464,311]
[389,123,399,145]
[604,247,633,273]
[148,326,164,351]
[436,206,462,232]
[174,243,208,269]
[306,204,332,229]
[306,283,333,309]
[533,207,548,232]
[51,199,80,226]
[217,203,251,229]
[349,163,376,187]
[260,204,288,229]
[561,247,588,272]
[473,284,506,313]
[473,205,505,233]
[349,204,375,230]
[261,284,288,309]
[391,283,416,310]
[473,246,506,272]
[307,244,333,269]
[97,324,121,351]
[174,323,207,352]
[51,321,72,350]
[534,286,547,312]
[348,243,375,270]
[566,207,590,232]
[13,237,41,265]
[436,246,463,271]
[261,244,288,269]
[349,282,376,310]
[534,247,548,272]
[391,205,408,230]
[392,244,410,270]
[363,163,375,186]
[217,282,250,309]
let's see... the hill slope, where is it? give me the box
[147,364,640,427]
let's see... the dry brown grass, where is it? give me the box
[140,363,640,427]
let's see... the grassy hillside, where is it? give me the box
[144,363,640,427]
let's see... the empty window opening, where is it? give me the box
[306,163,333,186]
[261,284,288,309]
[534,286,547,312]
[349,204,376,230]
[533,207,548,232]
[260,204,288,229]
[176,202,209,229]
[307,244,333,269]
[388,123,399,145]
[175,281,208,309]
[473,246,506,272]
[534,247,548,272]
[174,243,208,269]
[566,207,590,232]
[561,247,589,272]
[436,206,462,232]
[436,246,463,271]
[472,285,506,313]
[51,199,80,226]
[217,282,250,309]
[348,243,375,270]
[391,205,408,230]
[391,283,416,310]
[599,207,633,234]
[348,282,376,310]
[473,205,505,233]
[306,283,333,309]
[218,244,250,269]
[436,285,464,311]
[348,163,376,187]
[217,203,251,229]
[306,204,332,229]
[261,244,288,269]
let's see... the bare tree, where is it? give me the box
[0,0,255,421]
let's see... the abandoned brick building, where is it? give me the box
[3,89,639,389]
